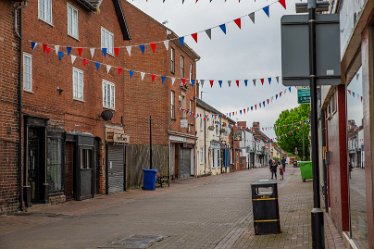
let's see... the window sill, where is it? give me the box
[73,98,85,103]
[38,18,54,27]
[103,107,115,111]
[23,89,33,94]
[68,34,80,42]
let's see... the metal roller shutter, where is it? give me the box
[107,144,125,194]
[179,148,191,179]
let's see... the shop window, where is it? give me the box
[47,137,62,193]
[80,149,92,169]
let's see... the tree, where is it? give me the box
[274,104,310,160]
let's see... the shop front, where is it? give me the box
[169,135,195,179]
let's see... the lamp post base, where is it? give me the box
[311,208,325,249]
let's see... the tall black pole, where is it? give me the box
[308,0,325,248]
[150,115,153,170]
[303,123,305,161]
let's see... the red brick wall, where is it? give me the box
[0,1,20,213]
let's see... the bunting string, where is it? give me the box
[347,89,363,103]
[29,0,286,59]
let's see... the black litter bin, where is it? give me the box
[251,179,281,235]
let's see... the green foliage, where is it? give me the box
[274,104,310,160]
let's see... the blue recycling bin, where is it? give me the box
[143,169,158,191]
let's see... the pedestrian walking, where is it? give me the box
[281,156,286,172]
[279,163,284,180]
[270,160,278,180]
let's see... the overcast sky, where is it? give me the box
[129,0,305,139]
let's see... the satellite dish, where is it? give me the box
[101,110,113,121]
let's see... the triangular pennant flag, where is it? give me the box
[31,41,37,50]
[114,47,120,57]
[219,24,227,34]
[259,103,262,108]
[352,92,356,97]
[66,47,72,56]
[347,89,352,95]
[218,80,223,88]
[276,94,278,99]
[244,80,248,87]
[58,51,64,60]
[151,74,156,82]
[263,6,270,17]
[43,44,48,53]
[95,61,101,71]
[251,106,253,111]
[279,0,287,9]
[253,79,256,86]
[140,72,145,81]
[102,48,107,58]
[45,46,51,54]
[191,79,195,86]
[126,46,132,56]
[289,86,292,92]
[163,40,170,50]
[71,55,77,64]
[268,77,272,84]
[77,47,83,56]
[276,76,279,83]
[90,48,95,58]
[191,33,198,43]
[139,44,145,54]
[106,65,111,74]
[171,77,176,85]
[118,67,123,75]
[210,80,214,88]
[205,29,212,40]
[234,18,241,29]
[54,45,60,55]
[129,70,134,78]
[267,99,270,104]
[236,80,240,87]
[228,80,232,87]
[161,76,166,85]
[249,12,255,23]
[182,78,187,85]
[200,79,205,88]
[179,37,185,46]
[260,78,265,85]
[150,43,156,53]
[83,58,88,67]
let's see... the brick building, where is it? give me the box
[0,0,23,213]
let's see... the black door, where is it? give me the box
[28,128,44,202]
[64,142,74,201]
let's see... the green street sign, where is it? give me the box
[298,88,310,104]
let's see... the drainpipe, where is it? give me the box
[14,1,26,211]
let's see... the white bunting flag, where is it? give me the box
[249,12,255,24]
[71,55,77,64]
[200,80,205,88]
[163,40,170,50]
[54,45,60,55]
[90,48,95,58]
[140,72,145,81]
[171,77,176,86]
[106,65,111,74]
[126,46,132,56]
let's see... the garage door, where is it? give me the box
[107,144,125,194]
[179,148,191,179]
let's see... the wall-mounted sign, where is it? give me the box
[113,133,130,144]
[169,135,187,143]
[180,119,188,128]
[297,87,311,104]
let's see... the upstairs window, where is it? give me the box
[23,53,32,92]
[180,56,184,77]
[101,27,114,55]
[190,64,193,81]
[38,0,53,24]
[73,68,84,101]
[171,91,175,119]
[171,48,175,74]
[102,80,115,109]
[67,3,79,39]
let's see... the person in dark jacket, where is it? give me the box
[281,157,287,172]
[270,160,278,179]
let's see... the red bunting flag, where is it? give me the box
[182,78,187,85]
[43,44,48,53]
[83,58,88,67]
[117,67,123,75]
[151,74,156,82]
[267,99,270,104]
[234,18,241,29]
[210,80,214,88]
[191,33,198,43]
[260,78,265,85]
[77,47,83,56]
[236,80,240,87]
[150,43,157,53]
[279,0,287,9]
[114,47,120,57]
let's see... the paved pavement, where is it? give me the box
[0,167,345,249]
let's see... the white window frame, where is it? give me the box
[72,67,84,101]
[102,80,115,109]
[23,53,32,92]
[171,90,175,119]
[67,3,79,39]
[38,0,53,25]
[171,48,175,74]
[101,27,114,56]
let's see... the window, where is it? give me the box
[216,124,219,136]
[180,56,184,77]
[189,100,193,112]
[101,27,114,55]
[47,137,62,192]
[171,48,175,74]
[38,0,52,24]
[200,148,204,164]
[80,149,92,169]
[181,95,186,118]
[102,80,115,109]
[23,53,32,92]
[200,119,203,132]
[190,64,193,82]
[73,67,84,101]
[67,3,79,39]
[171,91,175,119]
